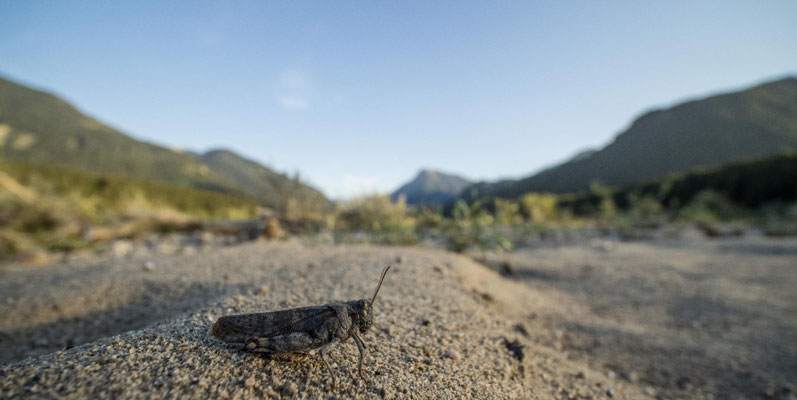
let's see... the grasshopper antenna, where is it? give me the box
[370,265,391,305]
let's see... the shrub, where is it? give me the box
[444,200,512,253]
[520,193,559,223]
[494,198,523,225]
[678,189,742,224]
[335,195,418,245]
[625,193,666,227]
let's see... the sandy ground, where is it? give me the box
[0,237,795,399]
[481,237,797,400]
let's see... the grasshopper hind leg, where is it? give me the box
[352,333,366,379]
[317,344,338,388]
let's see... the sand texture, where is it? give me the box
[1,238,796,399]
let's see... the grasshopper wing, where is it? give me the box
[212,304,336,344]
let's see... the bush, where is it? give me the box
[494,199,523,225]
[625,193,666,227]
[335,195,418,245]
[444,200,513,253]
[520,193,559,223]
[678,190,742,224]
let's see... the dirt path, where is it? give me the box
[1,238,795,399]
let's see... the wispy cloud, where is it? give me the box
[275,70,310,111]
[276,94,309,110]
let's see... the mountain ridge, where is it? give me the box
[463,76,797,201]
[0,75,329,214]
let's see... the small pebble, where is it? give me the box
[623,370,638,383]
[244,376,255,388]
[676,376,691,390]
[442,349,461,361]
[606,388,614,397]
[281,382,297,396]
[142,262,155,272]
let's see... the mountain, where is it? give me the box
[0,76,329,214]
[464,76,797,201]
[391,169,472,207]
[199,149,329,215]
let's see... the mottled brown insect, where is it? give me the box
[211,266,391,385]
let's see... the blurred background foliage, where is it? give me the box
[3,150,797,261]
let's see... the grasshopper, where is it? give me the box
[211,265,391,386]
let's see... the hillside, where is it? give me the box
[558,151,797,216]
[391,169,472,207]
[464,77,797,201]
[198,149,329,216]
[0,76,328,214]
[0,159,261,258]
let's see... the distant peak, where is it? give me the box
[392,168,473,206]
[414,168,466,180]
[203,148,236,156]
[417,169,439,178]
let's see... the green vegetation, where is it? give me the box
[334,195,418,245]
[0,160,258,259]
[443,200,514,252]
[3,75,797,261]
[4,151,796,261]
[559,151,797,216]
[330,195,514,252]
[0,75,328,261]
[335,152,797,251]
[547,151,797,235]
[1,160,257,221]
[463,77,797,200]
[519,193,560,223]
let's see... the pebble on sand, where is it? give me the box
[442,349,462,361]
[280,382,298,396]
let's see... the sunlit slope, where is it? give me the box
[199,149,329,215]
[0,76,329,212]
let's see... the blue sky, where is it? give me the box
[1,1,796,199]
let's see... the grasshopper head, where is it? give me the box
[356,299,373,334]
[356,265,391,334]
